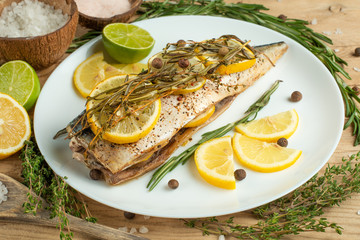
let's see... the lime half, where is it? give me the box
[0,60,40,110]
[102,23,155,64]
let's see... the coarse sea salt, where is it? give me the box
[0,0,68,38]
[74,0,131,18]
[0,181,8,204]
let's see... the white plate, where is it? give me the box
[34,16,344,218]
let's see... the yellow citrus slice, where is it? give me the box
[148,52,206,94]
[197,38,256,75]
[194,136,236,189]
[232,133,302,173]
[73,52,147,98]
[0,93,31,159]
[184,105,215,128]
[235,109,299,142]
[87,75,161,144]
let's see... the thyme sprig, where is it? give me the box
[184,151,360,239]
[20,138,97,240]
[147,80,281,190]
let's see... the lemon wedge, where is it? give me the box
[235,109,299,142]
[194,136,236,189]
[184,105,215,128]
[0,93,31,159]
[87,75,161,144]
[232,133,302,172]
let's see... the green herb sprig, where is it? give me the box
[184,151,360,239]
[147,80,281,190]
[20,138,97,240]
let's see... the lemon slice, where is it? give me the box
[87,75,161,144]
[73,52,147,98]
[235,109,299,142]
[184,105,215,128]
[102,23,155,63]
[194,136,236,189]
[0,60,40,110]
[0,93,31,159]
[232,133,302,172]
[148,52,206,94]
[197,38,256,75]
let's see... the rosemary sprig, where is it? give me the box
[20,138,96,240]
[184,151,360,239]
[147,80,281,190]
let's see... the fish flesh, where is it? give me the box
[64,40,289,185]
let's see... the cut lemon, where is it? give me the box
[148,52,206,94]
[102,23,155,63]
[184,105,215,128]
[0,60,40,110]
[232,133,302,172]
[87,75,161,144]
[194,136,236,189]
[235,109,299,142]
[197,38,256,75]
[0,93,31,159]
[73,52,147,98]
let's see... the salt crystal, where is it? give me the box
[311,18,318,25]
[334,49,340,53]
[139,226,149,234]
[129,227,137,234]
[357,210,360,215]
[118,226,128,232]
[218,235,226,240]
[322,31,332,36]
[0,181,8,204]
[353,67,360,72]
[143,215,150,220]
[74,0,131,18]
[335,28,343,34]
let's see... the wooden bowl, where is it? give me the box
[0,0,78,69]
[78,0,143,31]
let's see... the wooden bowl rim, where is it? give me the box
[78,0,143,21]
[0,0,78,41]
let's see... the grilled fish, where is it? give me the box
[64,40,289,185]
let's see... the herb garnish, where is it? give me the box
[147,80,282,190]
[184,152,360,239]
[20,138,96,240]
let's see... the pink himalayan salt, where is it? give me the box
[74,0,131,18]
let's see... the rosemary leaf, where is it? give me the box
[147,80,281,191]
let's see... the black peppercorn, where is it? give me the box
[290,91,302,102]
[177,39,186,47]
[218,46,229,56]
[89,169,102,180]
[354,47,360,57]
[278,14,287,21]
[277,138,288,147]
[168,179,179,189]
[352,86,360,95]
[151,57,163,69]
[178,58,189,68]
[234,169,246,181]
[124,211,135,220]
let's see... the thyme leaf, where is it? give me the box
[183,151,360,239]
[147,80,282,191]
[20,138,97,240]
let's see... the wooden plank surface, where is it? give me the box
[1,0,360,239]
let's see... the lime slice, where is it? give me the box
[102,23,155,64]
[0,60,40,110]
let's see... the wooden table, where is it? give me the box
[1,0,360,239]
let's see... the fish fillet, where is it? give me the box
[66,41,289,184]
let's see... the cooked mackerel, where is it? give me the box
[65,41,289,185]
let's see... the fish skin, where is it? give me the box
[68,41,289,177]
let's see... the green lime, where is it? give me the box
[0,60,40,110]
[102,23,155,64]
